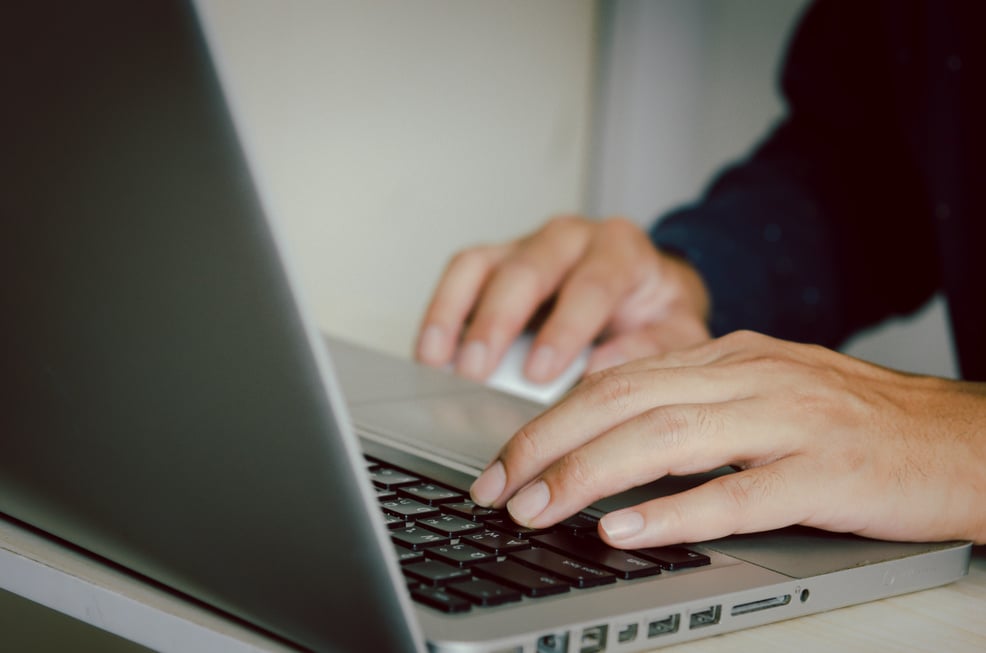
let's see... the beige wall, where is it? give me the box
[196,0,596,358]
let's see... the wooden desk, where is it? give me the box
[1,514,983,652]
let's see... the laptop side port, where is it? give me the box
[536,632,569,653]
[688,605,721,629]
[646,614,680,638]
[579,625,607,653]
[731,594,792,617]
[616,623,638,643]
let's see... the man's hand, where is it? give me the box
[415,216,711,382]
[469,331,986,545]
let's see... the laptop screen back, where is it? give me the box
[1,3,419,651]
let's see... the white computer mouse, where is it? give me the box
[484,333,589,405]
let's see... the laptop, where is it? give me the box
[1,3,970,652]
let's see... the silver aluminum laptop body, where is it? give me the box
[0,3,969,652]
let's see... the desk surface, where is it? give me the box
[1,515,983,652]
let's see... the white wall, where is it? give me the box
[590,0,957,378]
[196,0,596,357]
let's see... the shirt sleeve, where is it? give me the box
[650,0,939,347]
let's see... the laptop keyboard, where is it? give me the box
[366,457,711,614]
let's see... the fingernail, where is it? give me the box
[457,340,488,379]
[470,460,505,506]
[507,480,550,525]
[600,510,644,541]
[417,325,446,364]
[526,345,556,381]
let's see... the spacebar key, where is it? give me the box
[511,548,616,588]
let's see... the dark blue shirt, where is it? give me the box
[651,0,985,380]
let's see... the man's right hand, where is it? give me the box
[415,216,712,383]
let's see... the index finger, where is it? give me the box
[470,353,750,508]
[416,243,510,367]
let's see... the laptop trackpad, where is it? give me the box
[348,390,543,470]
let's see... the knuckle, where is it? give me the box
[497,256,549,296]
[599,216,640,238]
[586,371,635,416]
[542,214,586,233]
[553,451,597,492]
[716,470,781,513]
[568,270,620,299]
[511,424,545,465]
[448,247,489,272]
[642,407,690,449]
[720,329,765,350]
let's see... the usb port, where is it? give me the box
[647,614,680,637]
[688,605,721,629]
[579,625,607,653]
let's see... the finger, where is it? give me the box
[471,364,755,508]
[598,456,817,547]
[417,244,511,366]
[525,221,645,382]
[505,399,787,528]
[456,218,591,380]
[585,321,709,375]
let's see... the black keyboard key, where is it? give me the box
[391,526,451,550]
[447,579,523,607]
[426,543,497,567]
[485,517,554,538]
[464,529,532,554]
[511,548,616,588]
[532,532,661,580]
[557,513,600,535]
[382,512,407,529]
[369,467,421,490]
[473,559,571,597]
[403,559,473,586]
[632,546,711,570]
[393,546,425,566]
[381,497,441,520]
[398,483,464,505]
[417,514,484,537]
[441,500,506,522]
[375,486,398,501]
[411,586,472,613]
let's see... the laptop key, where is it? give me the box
[632,546,711,570]
[485,517,554,539]
[375,486,398,501]
[381,497,441,520]
[393,546,425,566]
[391,526,452,550]
[532,532,661,580]
[411,586,472,614]
[426,543,497,567]
[472,559,571,597]
[403,559,473,586]
[398,483,463,505]
[382,512,407,529]
[511,548,616,588]
[369,467,421,489]
[464,529,532,555]
[416,514,484,537]
[447,578,523,607]
[441,500,506,522]
[557,513,600,535]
